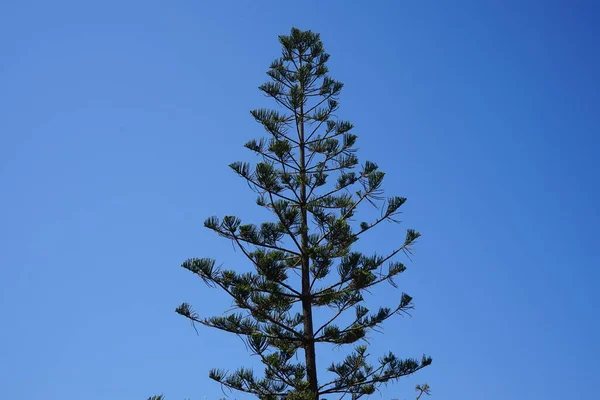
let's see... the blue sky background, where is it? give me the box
[1,1,599,399]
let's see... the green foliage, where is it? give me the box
[175,27,431,400]
[415,383,432,399]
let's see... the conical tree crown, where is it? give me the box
[177,27,431,400]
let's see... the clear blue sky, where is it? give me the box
[1,1,598,399]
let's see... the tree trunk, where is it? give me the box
[298,61,319,399]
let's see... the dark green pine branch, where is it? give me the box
[204,215,302,257]
[311,230,421,304]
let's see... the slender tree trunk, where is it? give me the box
[298,53,319,399]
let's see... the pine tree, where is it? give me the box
[176,27,432,400]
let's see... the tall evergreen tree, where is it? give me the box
[176,28,432,400]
